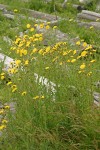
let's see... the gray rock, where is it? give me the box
[93,92,100,106]
[78,21,100,29]
[3,14,14,20]
[3,36,12,45]
[0,4,7,10]
[94,81,100,88]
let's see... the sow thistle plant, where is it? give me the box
[0,105,10,131]
[0,23,97,102]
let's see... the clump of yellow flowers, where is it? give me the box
[0,22,97,103]
[0,105,10,131]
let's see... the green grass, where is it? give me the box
[0,0,100,149]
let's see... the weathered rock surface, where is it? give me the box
[93,92,100,107]
[22,8,60,21]
[77,10,100,21]
[78,21,100,29]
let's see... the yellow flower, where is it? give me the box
[1,72,5,76]
[85,45,92,50]
[27,24,31,29]
[83,42,87,47]
[33,96,39,100]
[73,50,76,55]
[32,48,37,54]
[92,50,96,52]
[12,87,17,93]
[21,91,27,96]
[0,125,6,130]
[59,62,63,65]
[4,105,10,109]
[1,75,5,80]
[11,84,17,89]
[71,59,76,63]
[52,57,58,62]
[24,60,29,65]
[80,63,86,69]
[34,24,38,27]
[41,95,45,99]
[45,25,50,30]
[30,27,34,32]
[38,49,43,54]
[47,22,50,24]
[78,70,82,74]
[81,51,88,57]
[69,19,73,22]
[39,23,44,28]
[46,46,51,53]
[63,51,68,56]
[2,119,8,124]
[90,26,94,29]
[45,67,49,70]
[14,9,18,13]
[90,60,96,63]
[39,37,43,41]
[67,60,71,62]
[77,56,81,59]
[15,59,21,66]
[87,72,92,76]
[23,50,28,55]
[53,26,57,29]
[7,81,12,86]
[76,41,80,46]
[15,38,20,44]
[8,68,17,74]
[26,42,31,47]
[0,109,4,114]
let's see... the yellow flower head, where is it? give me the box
[76,41,80,46]
[90,60,96,63]
[1,72,5,76]
[30,27,34,32]
[14,9,18,13]
[87,72,92,76]
[1,75,5,80]
[80,63,86,69]
[81,51,88,57]
[33,96,39,100]
[27,24,31,29]
[0,125,6,130]
[39,23,44,29]
[53,26,57,30]
[71,59,76,63]
[73,50,76,55]
[4,105,10,109]
[0,109,4,114]
[41,95,45,99]
[21,91,27,96]
[45,25,50,30]
[12,87,17,93]
[45,67,49,70]
[2,119,8,124]
[24,60,29,65]
[83,42,87,47]
[7,81,12,86]
[15,59,21,66]
[90,26,94,29]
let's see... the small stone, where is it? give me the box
[93,92,100,106]
[3,14,14,20]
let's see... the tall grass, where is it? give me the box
[0,0,100,149]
